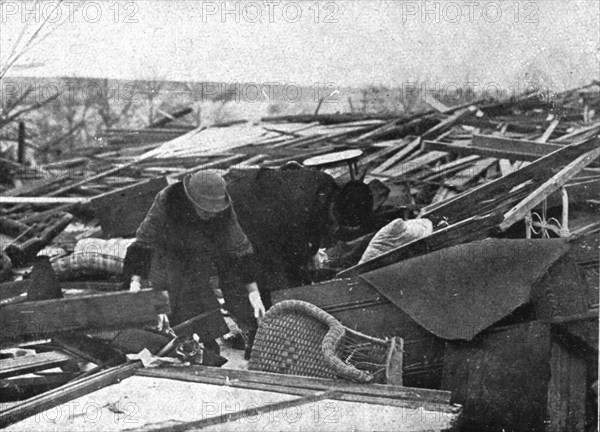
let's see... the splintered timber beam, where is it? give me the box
[420,136,599,224]
[500,145,600,231]
[423,140,545,161]
[137,365,456,410]
[337,213,502,278]
[0,361,141,428]
[442,158,497,189]
[371,137,422,174]
[380,151,448,178]
[371,107,475,175]
[0,351,73,379]
[0,290,170,342]
[472,134,563,156]
[0,197,89,205]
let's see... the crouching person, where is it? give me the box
[122,171,265,359]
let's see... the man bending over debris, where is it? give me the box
[122,171,266,358]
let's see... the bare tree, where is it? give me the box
[93,78,134,130]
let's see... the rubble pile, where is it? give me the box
[0,82,598,431]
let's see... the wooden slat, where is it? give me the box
[0,290,170,342]
[0,361,141,428]
[424,94,451,113]
[0,197,88,205]
[0,351,73,379]
[539,119,560,142]
[418,155,480,180]
[500,145,600,231]
[472,134,563,156]
[371,137,421,174]
[424,140,543,161]
[150,390,340,432]
[89,176,168,238]
[137,366,456,410]
[441,158,497,189]
[552,122,600,143]
[173,154,247,179]
[381,151,448,178]
[421,107,474,140]
[337,213,502,277]
[420,137,599,224]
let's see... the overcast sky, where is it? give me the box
[1,1,599,90]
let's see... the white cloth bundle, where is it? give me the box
[359,219,433,264]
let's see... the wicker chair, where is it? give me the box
[249,300,403,384]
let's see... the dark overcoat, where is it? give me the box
[126,182,257,341]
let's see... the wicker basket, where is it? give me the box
[249,300,403,384]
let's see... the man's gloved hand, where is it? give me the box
[248,290,266,320]
[130,275,142,292]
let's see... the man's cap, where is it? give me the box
[183,171,231,213]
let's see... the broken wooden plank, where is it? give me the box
[438,158,497,194]
[424,140,545,161]
[173,154,246,179]
[348,120,399,143]
[0,361,141,428]
[381,151,448,178]
[4,213,73,267]
[0,351,73,379]
[539,119,560,142]
[337,213,502,277]
[42,156,158,198]
[0,289,170,342]
[499,158,515,176]
[500,145,600,231]
[0,197,88,205]
[420,137,599,224]
[370,108,475,176]
[418,155,480,180]
[0,174,70,198]
[424,94,451,113]
[472,134,563,156]
[0,373,76,402]
[371,137,421,174]
[421,107,475,140]
[552,122,600,143]
[89,176,168,238]
[138,365,455,408]
[431,186,457,203]
[153,390,340,432]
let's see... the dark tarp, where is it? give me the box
[360,238,570,340]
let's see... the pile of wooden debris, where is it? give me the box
[0,82,598,431]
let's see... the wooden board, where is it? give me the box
[500,145,600,230]
[472,134,563,155]
[0,197,88,205]
[424,140,545,161]
[443,157,496,189]
[4,374,461,431]
[90,176,168,237]
[442,321,589,432]
[442,321,552,431]
[0,352,73,379]
[421,136,599,224]
[140,365,453,405]
[337,213,502,278]
[546,341,587,432]
[0,361,141,428]
[380,151,447,178]
[0,290,170,342]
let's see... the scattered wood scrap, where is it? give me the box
[0,289,170,343]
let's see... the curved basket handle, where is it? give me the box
[267,300,379,383]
